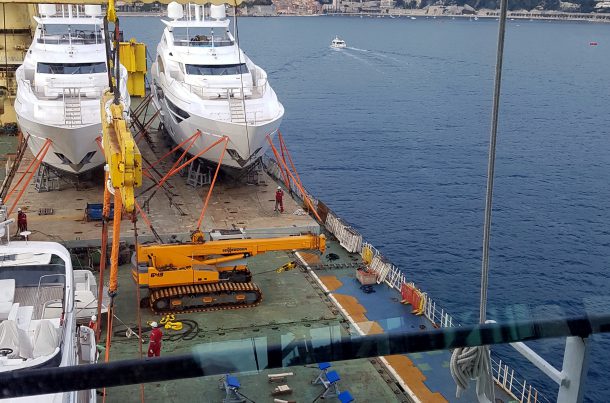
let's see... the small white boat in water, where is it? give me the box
[151,2,284,171]
[330,36,347,49]
[15,4,130,176]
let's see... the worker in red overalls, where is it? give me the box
[274,186,284,213]
[88,315,97,332]
[17,208,27,235]
[148,321,163,357]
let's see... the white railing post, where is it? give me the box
[557,337,590,403]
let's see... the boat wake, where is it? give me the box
[345,46,369,52]
[338,46,407,70]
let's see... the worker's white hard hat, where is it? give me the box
[17,208,21,212]
[150,321,158,328]
[91,315,97,321]
[277,186,281,190]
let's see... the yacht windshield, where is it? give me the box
[185,63,248,76]
[37,62,107,74]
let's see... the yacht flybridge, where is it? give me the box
[14,4,130,175]
[151,2,284,170]
[0,207,97,401]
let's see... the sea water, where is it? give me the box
[124,15,610,401]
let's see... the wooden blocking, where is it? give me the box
[271,384,292,396]
[273,399,296,403]
[267,372,294,383]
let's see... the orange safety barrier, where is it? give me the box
[400,283,425,315]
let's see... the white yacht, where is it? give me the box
[330,36,347,49]
[151,2,284,170]
[0,207,97,401]
[14,4,130,176]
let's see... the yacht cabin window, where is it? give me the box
[185,64,248,76]
[37,62,107,75]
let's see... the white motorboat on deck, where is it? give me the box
[151,2,284,170]
[0,206,97,401]
[14,4,130,176]
[330,36,347,49]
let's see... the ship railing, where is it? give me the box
[491,356,551,403]
[262,156,549,401]
[172,35,234,48]
[184,81,266,100]
[20,76,104,101]
[37,30,102,45]
[2,314,606,400]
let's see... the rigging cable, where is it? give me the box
[450,0,509,400]
[2,4,7,127]
[233,3,252,160]
[132,214,145,403]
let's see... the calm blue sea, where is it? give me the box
[123,15,610,402]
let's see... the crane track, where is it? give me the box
[149,282,263,314]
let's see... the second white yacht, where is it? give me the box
[151,2,284,171]
[14,4,130,176]
[0,206,97,401]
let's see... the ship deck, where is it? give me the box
[3,98,514,402]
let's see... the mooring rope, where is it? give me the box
[450,0,508,398]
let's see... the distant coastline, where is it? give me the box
[116,10,610,23]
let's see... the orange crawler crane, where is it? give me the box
[133,232,326,313]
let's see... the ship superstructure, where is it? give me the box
[14,4,130,175]
[151,2,284,170]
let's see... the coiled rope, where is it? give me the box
[450,345,492,398]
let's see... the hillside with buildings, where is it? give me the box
[114,0,610,16]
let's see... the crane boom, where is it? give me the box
[138,233,326,269]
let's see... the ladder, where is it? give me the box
[228,94,246,124]
[63,87,83,127]
[0,134,29,199]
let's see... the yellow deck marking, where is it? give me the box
[319,275,343,291]
[384,355,448,403]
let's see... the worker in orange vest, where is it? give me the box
[275,186,284,213]
[147,321,163,357]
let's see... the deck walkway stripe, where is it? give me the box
[295,252,422,403]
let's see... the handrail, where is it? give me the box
[0,314,608,398]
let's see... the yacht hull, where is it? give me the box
[156,95,284,170]
[16,114,104,175]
